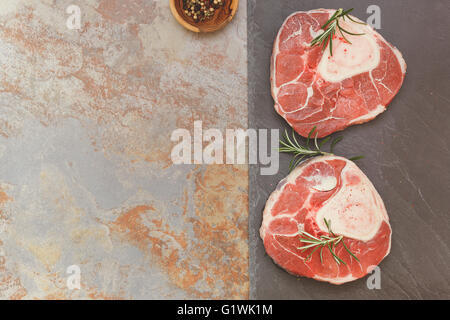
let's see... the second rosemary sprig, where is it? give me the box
[298,218,360,265]
[279,126,363,171]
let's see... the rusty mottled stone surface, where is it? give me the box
[0,0,248,299]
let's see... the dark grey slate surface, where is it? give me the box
[248,0,450,299]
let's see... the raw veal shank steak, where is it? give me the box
[260,156,391,284]
[271,9,406,137]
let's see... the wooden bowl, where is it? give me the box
[170,0,239,33]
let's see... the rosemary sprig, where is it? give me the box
[279,127,363,171]
[310,8,366,56]
[348,155,365,161]
[279,127,332,171]
[298,218,360,265]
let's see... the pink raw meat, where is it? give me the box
[271,9,406,137]
[260,155,391,284]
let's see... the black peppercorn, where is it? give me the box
[182,0,226,23]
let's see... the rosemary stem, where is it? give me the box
[298,218,359,265]
[310,8,366,56]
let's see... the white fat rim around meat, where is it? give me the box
[260,155,390,243]
[313,264,381,285]
[348,104,385,124]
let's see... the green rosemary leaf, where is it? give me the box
[291,155,306,171]
[298,218,358,266]
[319,136,331,149]
[299,240,321,245]
[305,245,320,261]
[349,155,364,161]
[280,127,334,170]
[340,8,354,16]
[322,37,329,51]
[347,14,367,25]
[319,246,324,264]
[329,29,333,55]
[334,254,347,265]
[321,10,340,30]
[342,240,360,262]
[336,20,353,44]
[284,129,294,148]
[339,26,365,36]
[328,243,341,265]
[291,130,302,149]
[299,230,320,241]
[314,131,320,151]
[289,154,305,172]
[310,8,365,56]
[324,218,332,233]
[279,127,364,172]
[306,127,316,147]
[330,136,343,153]
[328,243,346,265]
[288,156,295,172]
[299,243,321,251]
[327,219,337,237]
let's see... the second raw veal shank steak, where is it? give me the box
[260,156,391,284]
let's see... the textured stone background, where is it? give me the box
[249,0,450,300]
[0,0,248,299]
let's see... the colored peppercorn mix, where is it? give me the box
[182,0,226,22]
